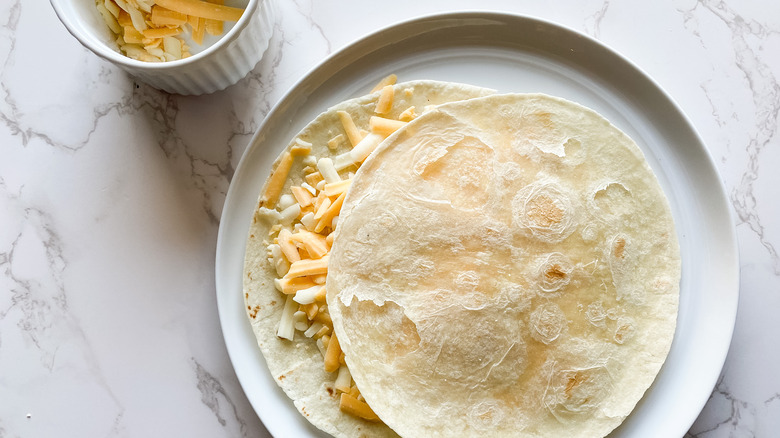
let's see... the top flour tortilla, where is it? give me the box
[242,81,494,438]
[328,93,681,438]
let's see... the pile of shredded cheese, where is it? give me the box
[258,74,417,422]
[94,0,245,62]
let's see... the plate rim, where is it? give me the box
[216,10,740,437]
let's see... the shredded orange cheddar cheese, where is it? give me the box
[339,393,380,422]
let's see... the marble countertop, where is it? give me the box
[1,0,778,436]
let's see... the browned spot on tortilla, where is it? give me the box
[527,194,563,227]
[326,386,335,397]
[532,111,554,128]
[525,112,556,142]
[245,293,249,299]
[249,305,261,319]
[615,321,633,343]
[565,371,585,398]
[614,238,626,258]
[270,300,277,306]
[278,374,286,380]
[545,264,567,281]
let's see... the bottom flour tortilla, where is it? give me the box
[242,80,494,437]
[328,93,681,437]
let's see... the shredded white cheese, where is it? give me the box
[304,322,324,338]
[293,285,321,305]
[277,295,297,341]
[334,365,352,393]
[279,203,301,225]
[293,310,309,332]
[317,158,341,184]
[300,212,316,231]
[301,182,317,196]
[268,244,289,277]
[333,133,384,170]
[257,207,281,222]
[278,194,296,210]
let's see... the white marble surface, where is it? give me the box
[1,0,777,436]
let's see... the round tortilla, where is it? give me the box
[328,94,680,437]
[242,81,495,437]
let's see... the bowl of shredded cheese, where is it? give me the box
[50,0,274,95]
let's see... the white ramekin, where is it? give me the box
[50,0,275,95]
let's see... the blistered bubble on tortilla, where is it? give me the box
[328,94,680,438]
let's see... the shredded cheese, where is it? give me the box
[323,178,352,197]
[370,116,406,137]
[277,228,301,263]
[290,230,329,259]
[371,73,397,93]
[154,0,244,21]
[334,365,352,393]
[268,243,289,277]
[300,212,316,231]
[337,111,363,147]
[256,207,281,222]
[278,194,296,210]
[314,192,345,233]
[333,133,384,170]
[324,333,342,373]
[316,158,341,184]
[304,171,324,187]
[204,2,224,36]
[316,337,327,357]
[314,285,327,302]
[304,321,324,338]
[96,0,243,62]
[276,276,317,295]
[104,0,121,18]
[277,295,297,341]
[399,105,417,122]
[301,182,318,196]
[293,310,309,331]
[278,203,301,225]
[313,310,332,325]
[141,27,181,38]
[290,186,313,207]
[151,5,187,25]
[284,256,329,279]
[313,197,332,221]
[260,152,294,209]
[328,134,345,150]
[300,302,319,320]
[291,139,312,156]
[374,85,394,115]
[339,393,380,422]
[96,3,122,33]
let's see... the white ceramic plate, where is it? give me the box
[216,12,739,438]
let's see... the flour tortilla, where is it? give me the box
[328,94,680,438]
[242,81,495,437]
